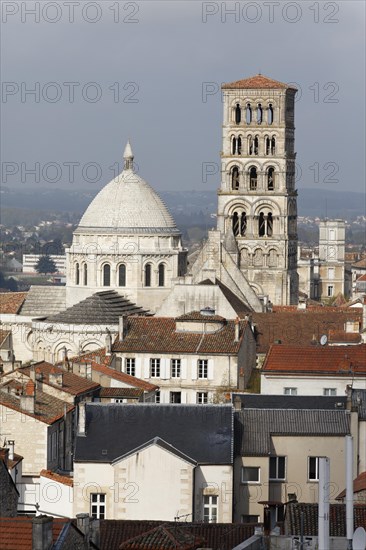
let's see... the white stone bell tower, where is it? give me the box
[217,74,298,305]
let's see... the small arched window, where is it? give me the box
[259,212,265,236]
[231,166,240,190]
[235,103,241,124]
[158,263,165,287]
[83,263,87,286]
[231,136,237,155]
[257,104,263,124]
[144,263,152,287]
[248,136,253,155]
[75,263,80,285]
[254,136,259,155]
[267,212,273,236]
[271,137,276,155]
[249,167,257,190]
[232,212,239,236]
[268,103,274,125]
[265,137,270,156]
[237,136,242,155]
[118,264,126,287]
[246,103,252,124]
[267,167,275,190]
[103,264,111,286]
[240,212,247,236]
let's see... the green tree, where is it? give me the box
[35,255,57,274]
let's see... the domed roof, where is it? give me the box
[76,143,179,235]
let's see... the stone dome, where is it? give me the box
[76,143,179,235]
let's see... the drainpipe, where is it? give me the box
[346,435,354,549]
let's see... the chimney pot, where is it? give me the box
[7,440,14,461]
[32,515,53,550]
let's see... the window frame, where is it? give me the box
[323,388,336,396]
[170,391,181,404]
[90,493,106,519]
[198,359,208,379]
[171,358,181,378]
[308,456,320,481]
[203,495,218,524]
[125,358,136,377]
[150,358,160,378]
[284,387,297,395]
[197,391,208,404]
[269,456,286,481]
[241,466,260,484]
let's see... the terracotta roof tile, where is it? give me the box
[0,380,74,424]
[328,330,362,344]
[86,363,158,392]
[176,310,226,322]
[0,448,23,469]
[222,74,297,90]
[0,292,27,314]
[40,469,73,487]
[336,471,366,501]
[119,524,204,550]
[19,362,100,396]
[112,317,248,355]
[0,517,68,549]
[252,309,362,353]
[100,387,144,398]
[263,344,366,375]
[352,258,366,269]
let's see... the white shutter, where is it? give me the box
[143,358,150,379]
[180,391,186,403]
[181,359,187,380]
[161,358,170,380]
[208,359,214,380]
[191,359,197,380]
[135,357,142,378]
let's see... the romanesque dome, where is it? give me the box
[76,142,179,234]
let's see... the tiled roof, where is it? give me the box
[352,258,366,269]
[252,309,362,353]
[100,387,144,398]
[20,286,66,317]
[99,520,256,550]
[328,330,361,344]
[284,502,366,537]
[222,74,297,90]
[119,524,204,550]
[66,347,113,367]
[0,292,27,314]
[112,317,248,354]
[262,344,366,375]
[18,362,100,396]
[235,408,350,456]
[176,310,226,322]
[0,517,68,549]
[40,469,73,487]
[336,471,366,501]
[75,403,233,464]
[0,448,23,469]
[46,290,149,324]
[0,329,11,348]
[356,273,366,282]
[0,380,74,424]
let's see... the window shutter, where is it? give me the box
[191,359,197,380]
[144,358,150,379]
[208,359,214,380]
[180,391,186,404]
[135,357,142,378]
[181,359,187,380]
[161,358,169,380]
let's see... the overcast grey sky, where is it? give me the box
[1,1,365,196]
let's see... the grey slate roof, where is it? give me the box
[75,403,233,464]
[232,394,348,410]
[235,408,351,456]
[46,290,149,324]
[20,285,66,317]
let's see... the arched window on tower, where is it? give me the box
[83,263,88,286]
[267,212,273,236]
[235,103,241,124]
[240,212,247,236]
[254,136,259,155]
[118,264,126,287]
[75,263,80,285]
[265,137,270,156]
[249,167,257,190]
[246,103,252,124]
[158,263,165,287]
[232,212,240,236]
[267,167,275,190]
[144,263,152,287]
[231,136,237,155]
[103,264,111,286]
[257,104,263,124]
[259,212,265,236]
[248,136,253,155]
[268,103,274,125]
[271,137,276,155]
[231,166,240,190]
[237,136,242,155]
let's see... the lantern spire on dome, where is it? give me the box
[123,140,134,170]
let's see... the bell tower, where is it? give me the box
[217,74,298,305]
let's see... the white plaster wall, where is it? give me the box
[39,476,73,518]
[261,374,366,396]
[194,464,233,523]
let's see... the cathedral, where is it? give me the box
[2,74,299,362]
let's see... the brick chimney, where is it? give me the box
[21,379,35,413]
[32,515,53,550]
[78,402,86,436]
[7,440,14,461]
[119,316,125,341]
